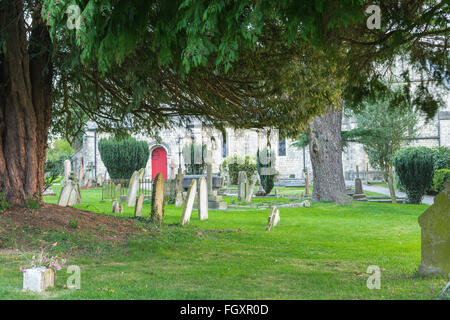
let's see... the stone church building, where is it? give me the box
[73,101,450,183]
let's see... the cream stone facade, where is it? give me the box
[73,97,450,182]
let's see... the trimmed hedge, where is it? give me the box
[98,137,149,179]
[393,147,434,204]
[431,169,450,194]
[257,148,276,195]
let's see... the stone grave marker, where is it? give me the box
[238,171,247,201]
[175,169,184,207]
[58,181,82,207]
[418,182,449,275]
[127,168,145,207]
[112,201,123,214]
[245,175,257,202]
[266,206,280,232]
[134,193,145,217]
[198,177,208,220]
[353,178,367,200]
[150,173,165,225]
[181,179,197,226]
[63,159,71,185]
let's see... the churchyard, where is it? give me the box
[0,182,448,300]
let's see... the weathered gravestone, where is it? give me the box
[181,179,197,226]
[353,178,367,200]
[127,168,145,207]
[418,182,450,276]
[150,173,165,225]
[198,177,208,220]
[58,181,82,207]
[238,171,247,201]
[63,159,71,185]
[245,175,257,202]
[97,173,103,187]
[134,193,145,217]
[112,201,123,214]
[266,206,280,232]
[175,169,184,207]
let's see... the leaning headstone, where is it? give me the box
[353,178,366,200]
[134,193,145,217]
[126,168,145,207]
[418,182,449,275]
[266,206,280,232]
[150,173,165,225]
[58,181,81,207]
[245,175,257,202]
[181,179,197,226]
[238,171,247,201]
[112,201,123,214]
[198,177,208,220]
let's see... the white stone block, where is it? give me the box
[23,267,54,293]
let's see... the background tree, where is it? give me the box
[346,96,419,203]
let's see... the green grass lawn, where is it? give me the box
[0,186,447,300]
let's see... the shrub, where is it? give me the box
[221,155,257,185]
[257,148,276,194]
[430,169,450,194]
[431,146,450,170]
[98,137,150,179]
[393,147,434,204]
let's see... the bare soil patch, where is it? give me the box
[0,203,140,243]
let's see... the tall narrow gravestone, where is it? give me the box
[181,179,197,226]
[418,182,449,275]
[126,168,145,207]
[198,177,208,220]
[175,169,184,207]
[134,193,145,217]
[238,171,247,201]
[150,173,165,225]
[63,159,71,185]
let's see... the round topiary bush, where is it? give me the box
[98,137,150,179]
[393,147,434,204]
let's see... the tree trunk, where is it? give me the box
[0,1,53,205]
[386,166,397,204]
[308,107,349,203]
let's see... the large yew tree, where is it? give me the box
[0,1,52,205]
[1,0,448,206]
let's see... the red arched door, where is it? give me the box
[152,147,167,180]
